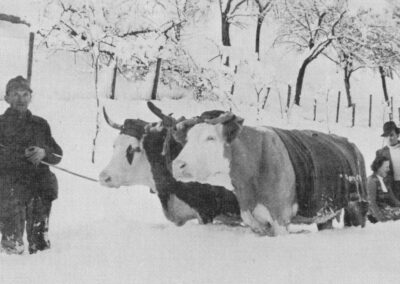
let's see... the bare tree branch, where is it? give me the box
[332,11,346,35]
[117,28,156,38]
[230,0,247,15]
[322,52,340,65]
[314,12,326,38]
[0,13,30,26]
[224,0,234,15]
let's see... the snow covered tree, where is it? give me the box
[218,0,249,47]
[369,2,400,104]
[253,0,274,56]
[324,10,369,107]
[326,5,400,106]
[274,0,347,105]
[37,0,177,162]
[37,0,221,100]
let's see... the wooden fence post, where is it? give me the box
[278,90,284,119]
[255,87,263,119]
[230,65,238,96]
[261,87,271,110]
[110,58,118,100]
[286,84,291,111]
[27,32,34,83]
[398,107,400,124]
[151,57,162,100]
[390,96,394,121]
[313,99,317,121]
[352,104,356,127]
[336,91,341,123]
[369,94,372,127]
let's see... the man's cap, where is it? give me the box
[6,76,32,94]
[381,121,400,137]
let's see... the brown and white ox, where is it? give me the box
[172,113,367,236]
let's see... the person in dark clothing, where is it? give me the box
[0,76,62,254]
[367,156,400,223]
[376,121,400,199]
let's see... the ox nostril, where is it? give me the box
[179,161,186,169]
[100,172,112,184]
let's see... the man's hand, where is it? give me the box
[25,146,46,166]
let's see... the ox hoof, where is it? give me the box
[251,224,274,237]
[241,209,276,236]
[317,219,333,231]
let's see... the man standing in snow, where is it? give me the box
[376,121,400,200]
[0,76,62,254]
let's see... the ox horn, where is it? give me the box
[103,107,123,130]
[204,112,237,125]
[147,101,177,127]
[175,117,201,131]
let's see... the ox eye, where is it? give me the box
[206,136,216,141]
[126,145,135,165]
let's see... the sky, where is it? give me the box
[0,0,391,25]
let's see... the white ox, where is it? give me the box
[99,112,199,225]
[173,114,297,236]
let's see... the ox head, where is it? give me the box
[172,112,244,185]
[99,108,154,189]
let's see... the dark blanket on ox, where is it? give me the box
[273,128,367,218]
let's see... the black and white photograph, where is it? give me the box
[1,0,400,283]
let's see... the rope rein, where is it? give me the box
[0,143,98,183]
[40,161,98,182]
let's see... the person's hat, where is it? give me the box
[381,121,400,137]
[5,76,32,95]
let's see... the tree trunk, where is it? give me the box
[343,66,352,107]
[255,15,264,54]
[294,58,311,106]
[379,66,389,104]
[91,56,100,163]
[224,56,230,67]
[221,14,231,46]
[27,32,34,83]
[110,60,118,100]
[151,58,162,100]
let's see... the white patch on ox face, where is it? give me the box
[172,123,232,188]
[99,134,155,189]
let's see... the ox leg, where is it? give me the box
[241,210,273,236]
[344,201,368,228]
[252,204,289,236]
[317,219,333,231]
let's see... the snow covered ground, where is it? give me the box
[2,1,400,283]
[1,96,400,284]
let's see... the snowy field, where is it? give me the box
[2,0,400,283]
[1,96,400,284]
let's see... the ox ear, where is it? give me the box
[222,115,244,143]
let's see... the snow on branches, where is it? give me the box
[36,0,222,100]
[274,0,348,105]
